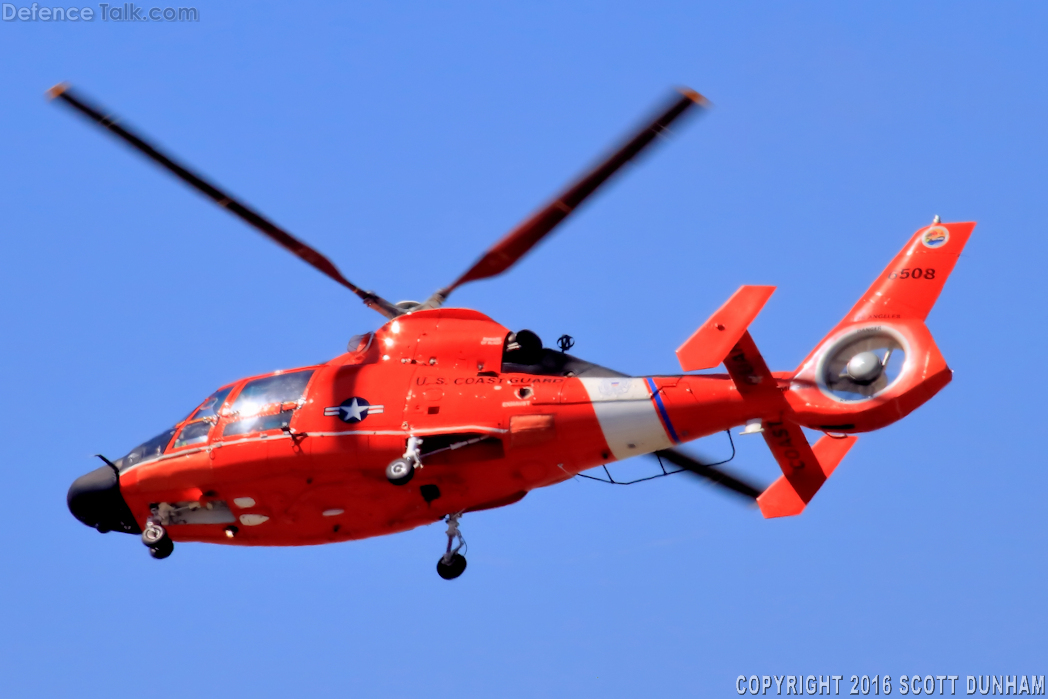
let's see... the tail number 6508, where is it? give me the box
[889,268,935,280]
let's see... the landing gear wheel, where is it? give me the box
[142,521,166,546]
[436,553,467,580]
[386,458,415,486]
[436,512,467,579]
[148,536,174,559]
[142,521,173,559]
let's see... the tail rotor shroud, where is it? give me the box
[820,330,907,400]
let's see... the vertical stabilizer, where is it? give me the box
[839,221,975,326]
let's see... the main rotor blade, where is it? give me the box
[424,88,707,308]
[47,83,400,319]
[652,449,763,501]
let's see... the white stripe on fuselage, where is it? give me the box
[580,377,672,461]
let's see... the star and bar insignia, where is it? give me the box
[324,397,384,424]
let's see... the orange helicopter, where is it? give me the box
[56,83,973,580]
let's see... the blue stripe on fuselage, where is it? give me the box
[645,377,681,444]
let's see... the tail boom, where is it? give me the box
[657,219,974,517]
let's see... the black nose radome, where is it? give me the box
[67,465,141,534]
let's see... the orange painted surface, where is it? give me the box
[109,222,974,545]
[676,285,776,372]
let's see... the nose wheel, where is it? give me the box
[142,520,174,559]
[436,513,467,580]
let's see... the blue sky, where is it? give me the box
[1,2,1045,696]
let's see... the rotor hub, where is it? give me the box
[845,351,883,384]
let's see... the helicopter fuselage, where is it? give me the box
[87,297,952,547]
[107,308,758,546]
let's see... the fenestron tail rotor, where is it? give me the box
[821,331,906,400]
[46,83,402,319]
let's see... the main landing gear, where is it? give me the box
[386,436,423,486]
[142,520,174,559]
[436,513,467,580]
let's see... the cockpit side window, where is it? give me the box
[191,386,234,422]
[222,370,314,438]
[172,385,234,449]
[222,410,295,437]
[173,420,211,448]
[229,371,313,416]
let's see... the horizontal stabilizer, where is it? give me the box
[676,285,776,372]
[757,425,857,518]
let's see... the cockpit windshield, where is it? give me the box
[114,384,236,471]
[113,373,314,470]
[114,427,177,472]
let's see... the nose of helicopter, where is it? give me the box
[67,464,141,534]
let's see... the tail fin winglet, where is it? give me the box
[756,426,857,518]
[676,285,776,372]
